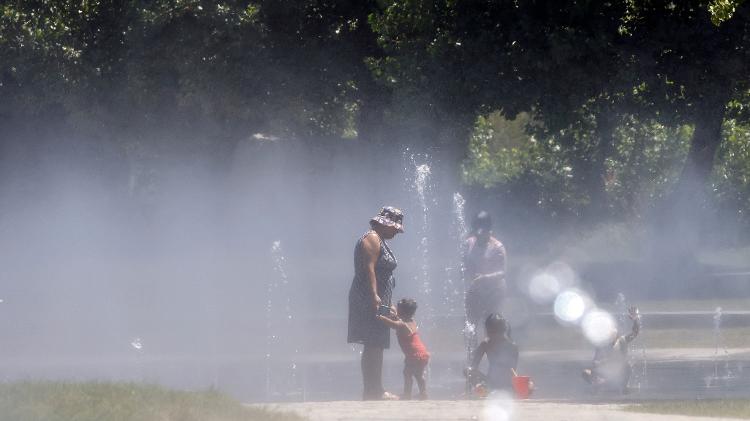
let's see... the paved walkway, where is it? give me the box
[251,400,746,421]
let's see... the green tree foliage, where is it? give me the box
[2,0,750,235]
[462,111,694,219]
[622,0,750,198]
[371,0,750,224]
[714,118,750,223]
[606,119,692,217]
[0,1,385,142]
[462,112,584,217]
[709,0,747,25]
[463,112,538,188]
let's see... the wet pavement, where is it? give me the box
[250,400,747,421]
[273,349,750,402]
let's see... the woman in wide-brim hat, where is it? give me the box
[348,206,404,400]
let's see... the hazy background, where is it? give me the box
[1,0,750,402]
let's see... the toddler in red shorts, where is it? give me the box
[377,298,430,400]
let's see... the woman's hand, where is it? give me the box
[372,294,382,311]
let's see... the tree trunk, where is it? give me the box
[356,75,390,146]
[674,98,728,200]
[352,1,390,147]
[576,108,616,220]
[651,86,730,270]
[587,111,617,218]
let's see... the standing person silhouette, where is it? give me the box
[464,211,507,339]
[348,206,404,400]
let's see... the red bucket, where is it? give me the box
[512,375,531,399]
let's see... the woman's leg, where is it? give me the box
[362,345,385,399]
[372,346,384,395]
[360,346,369,398]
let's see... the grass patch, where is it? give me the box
[0,382,304,421]
[626,400,750,418]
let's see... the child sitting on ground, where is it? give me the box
[466,314,519,394]
[376,298,430,400]
[582,306,641,393]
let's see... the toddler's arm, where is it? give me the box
[624,306,641,344]
[376,314,404,331]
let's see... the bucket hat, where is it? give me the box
[371,206,404,233]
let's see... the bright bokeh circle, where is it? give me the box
[553,289,586,324]
[581,308,617,346]
[528,272,560,304]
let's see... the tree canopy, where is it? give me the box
[2,0,750,238]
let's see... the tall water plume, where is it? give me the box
[266,240,301,400]
[444,192,468,314]
[706,306,735,388]
[408,153,437,327]
[452,192,477,366]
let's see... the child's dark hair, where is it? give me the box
[397,298,418,319]
[485,313,509,336]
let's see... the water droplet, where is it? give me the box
[130,338,143,351]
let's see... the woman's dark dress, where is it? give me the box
[347,232,397,348]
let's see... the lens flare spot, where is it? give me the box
[528,272,560,304]
[582,309,617,346]
[481,390,514,421]
[547,261,577,287]
[554,290,586,323]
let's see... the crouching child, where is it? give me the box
[466,314,519,395]
[582,306,641,393]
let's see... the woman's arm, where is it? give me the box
[472,241,507,283]
[361,233,382,310]
[483,242,507,280]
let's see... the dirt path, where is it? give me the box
[250,400,744,421]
